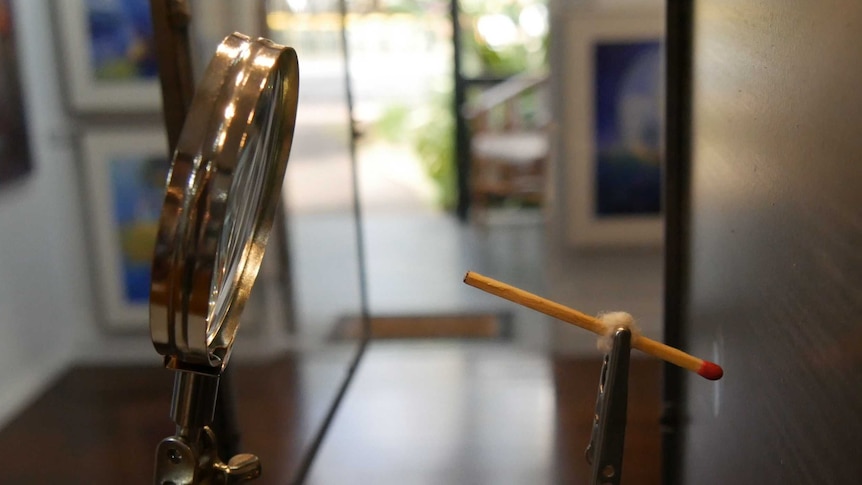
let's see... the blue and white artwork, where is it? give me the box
[593,41,663,216]
[86,0,157,81]
[108,156,167,303]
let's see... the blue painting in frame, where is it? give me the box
[593,41,662,217]
[56,0,161,112]
[108,154,167,303]
[85,0,158,81]
[81,129,168,328]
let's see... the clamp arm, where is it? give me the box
[585,327,632,485]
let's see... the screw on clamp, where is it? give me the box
[155,429,260,485]
[154,371,261,485]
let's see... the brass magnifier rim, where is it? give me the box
[149,33,299,372]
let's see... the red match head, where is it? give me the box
[697,361,724,380]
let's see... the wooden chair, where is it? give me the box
[464,73,550,223]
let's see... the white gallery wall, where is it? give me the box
[0,0,95,425]
[0,0,288,427]
[546,0,665,354]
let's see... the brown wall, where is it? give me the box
[674,1,862,483]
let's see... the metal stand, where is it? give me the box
[154,371,261,485]
[585,327,632,485]
[149,1,252,483]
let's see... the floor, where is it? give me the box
[358,210,664,353]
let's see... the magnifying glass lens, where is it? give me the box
[208,72,281,342]
[150,33,297,370]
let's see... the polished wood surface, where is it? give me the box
[0,346,659,484]
[670,1,862,483]
[304,344,660,484]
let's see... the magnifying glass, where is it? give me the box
[150,32,298,484]
[149,33,298,374]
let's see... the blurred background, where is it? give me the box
[0,0,665,483]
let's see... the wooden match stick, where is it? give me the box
[464,271,723,380]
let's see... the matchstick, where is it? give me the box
[464,271,723,380]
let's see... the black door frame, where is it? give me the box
[662,1,694,483]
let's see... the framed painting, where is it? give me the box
[0,0,31,185]
[563,9,665,247]
[80,128,169,329]
[55,0,161,112]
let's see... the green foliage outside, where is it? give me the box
[372,0,547,210]
[374,90,457,210]
[459,0,548,78]
[414,93,456,210]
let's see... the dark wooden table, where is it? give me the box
[0,344,660,484]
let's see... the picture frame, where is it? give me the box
[80,127,169,329]
[55,0,161,112]
[563,9,665,248]
[0,0,31,186]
